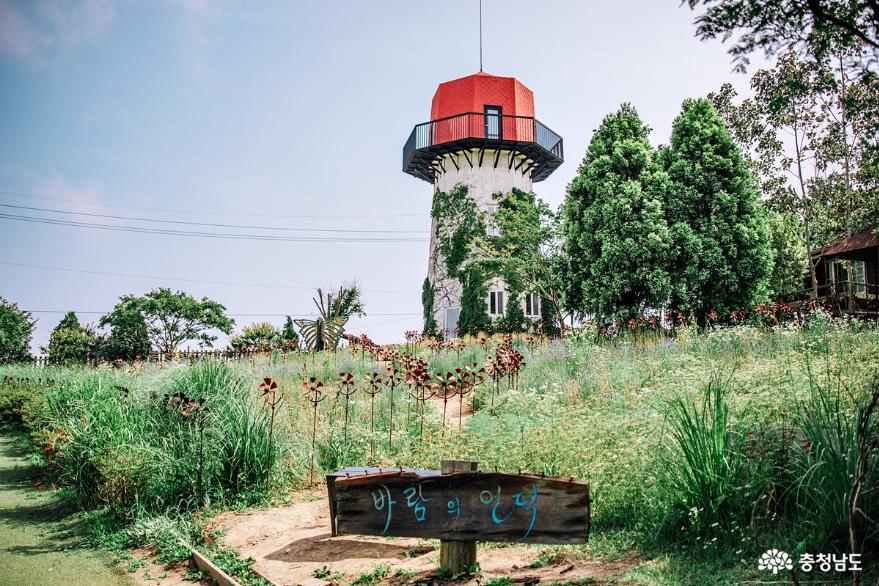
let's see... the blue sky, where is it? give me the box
[0,0,764,351]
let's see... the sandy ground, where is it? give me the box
[211,490,635,586]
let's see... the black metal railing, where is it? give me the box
[403,112,563,169]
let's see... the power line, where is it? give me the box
[0,212,429,243]
[0,260,419,294]
[0,203,425,234]
[25,310,420,317]
[0,189,429,219]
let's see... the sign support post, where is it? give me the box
[439,460,478,574]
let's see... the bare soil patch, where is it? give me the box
[210,490,635,586]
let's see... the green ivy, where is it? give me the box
[431,185,486,280]
[457,265,491,336]
[421,277,440,338]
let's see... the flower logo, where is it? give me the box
[758,549,793,574]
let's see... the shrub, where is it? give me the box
[0,297,34,363]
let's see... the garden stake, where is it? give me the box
[363,372,382,463]
[383,366,403,451]
[259,377,282,491]
[303,377,326,484]
[336,372,357,445]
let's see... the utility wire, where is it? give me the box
[0,212,428,242]
[0,260,419,294]
[25,310,420,317]
[0,189,428,219]
[0,203,425,234]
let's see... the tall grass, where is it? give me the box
[1,319,877,571]
[662,376,747,538]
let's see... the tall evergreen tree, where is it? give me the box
[561,104,671,321]
[55,311,80,332]
[660,98,771,322]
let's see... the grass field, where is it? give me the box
[1,314,878,584]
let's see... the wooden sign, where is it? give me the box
[327,467,589,545]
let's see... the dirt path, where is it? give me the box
[211,490,635,586]
[0,434,142,586]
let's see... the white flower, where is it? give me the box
[758,549,793,575]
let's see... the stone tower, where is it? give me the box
[402,71,563,338]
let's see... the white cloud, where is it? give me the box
[0,0,115,61]
[39,177,105,214]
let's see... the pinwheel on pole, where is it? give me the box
[302,377,326,484]
[336,372,357,445]
[363,371,383,462]
[383,365,404,451]
[258,377,281,491]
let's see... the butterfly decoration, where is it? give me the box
[293,315,348,352]
[294,286,358,351]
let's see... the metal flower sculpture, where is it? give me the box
[433,371,459,436]
[383,365,404,450]
[363,371,383,461]
[302,376,326,484]
[336,372,357,444]
[258,377,282,490]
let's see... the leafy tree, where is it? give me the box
[457,265,491,337]
[45,311,98,365]
[229,322,281,352]
[46,326,99,365]
[539,296,562,337]
[280,316,300,346]
[660,98,772,322]
[766,211,810,298]
[421,278,440,338]
[99,303,150,361]
[685,0,879,72]
[56,311,80,331]
[0,297,34,363]
[476,188,567,335]
[100,288,233,354]
[330,283,366,318]
[710,50,879,296]
[561,104,672,322]
[499,294,526,334]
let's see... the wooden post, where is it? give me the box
[439,460,478,575]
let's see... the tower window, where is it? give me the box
[524,293,540,317]
[488,290,505,316]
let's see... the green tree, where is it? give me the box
[539,296,562,337]
[56,311,80,331]
[685,0,879,73]
[499,294,526,334]
[421,277,439,338]
[99,303,150,361]
[457,265,491,337]
[710,50,879,297]
[229,322,281,351]
[46,326,99,365]
[45,311,98,365]
[766,211,809,298]
[660,98,772,322]
[475,188,566,335]
[100,288,233,354]
[0,297,34,363]
[561,104,672,322]
[280,316,300,346]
